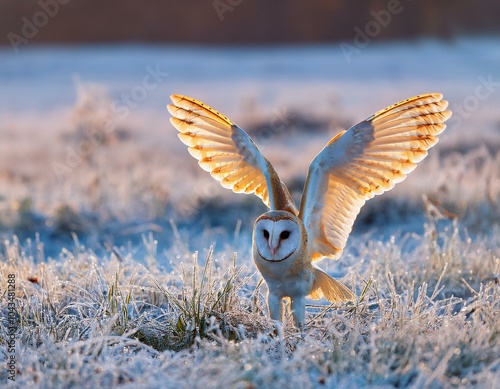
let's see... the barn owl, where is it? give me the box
[167,93,451,329]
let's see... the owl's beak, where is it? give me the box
[269,240,280,256]
[267,232,280,257]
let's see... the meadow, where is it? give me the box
[0,38,499,387]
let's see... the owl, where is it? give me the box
[168,93,451,329]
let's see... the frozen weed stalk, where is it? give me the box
[105,269,132,334]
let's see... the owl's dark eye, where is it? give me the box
[280,231,290,240]
[263,229,270,239]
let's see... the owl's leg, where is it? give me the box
[267,291,283,322]
[291,296,305,330]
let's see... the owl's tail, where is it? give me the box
[308,266,355,303]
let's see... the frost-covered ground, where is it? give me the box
[0,38,499,387]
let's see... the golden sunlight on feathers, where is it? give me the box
[168,94,271,207]
[300,93,451,261]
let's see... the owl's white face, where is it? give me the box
[254,213,301,262]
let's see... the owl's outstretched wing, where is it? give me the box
[168,94,297,213]
[299,93,452,262]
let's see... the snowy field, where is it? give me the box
[0,38,499,387]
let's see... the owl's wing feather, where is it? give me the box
[168,94,297,212]
[299,93,452,262]
[309,266,355,302]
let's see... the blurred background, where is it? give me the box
[1,0,500,44]
[0,0,499,257]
